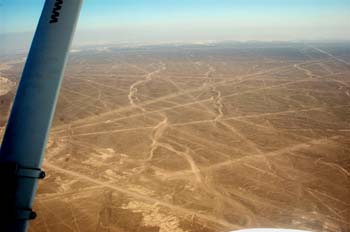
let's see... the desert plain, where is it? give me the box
[1,42,350,232]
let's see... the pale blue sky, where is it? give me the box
[1,0,350,44]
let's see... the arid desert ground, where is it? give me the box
[1,42,350,232]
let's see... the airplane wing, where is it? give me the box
[0,0,83,231]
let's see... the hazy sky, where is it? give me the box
[1,0,350,45]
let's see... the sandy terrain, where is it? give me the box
[1,42,349,232]
[0,63,16,96]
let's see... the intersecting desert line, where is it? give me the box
[1,42,349,232]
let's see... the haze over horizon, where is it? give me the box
[1,0,350,52]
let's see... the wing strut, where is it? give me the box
[0,0,83,231]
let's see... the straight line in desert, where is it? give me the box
[169,104,350,127]
[52,97,213,135]
[57,126,154,138]
[160,142,203,183]
[58,103,350,138]
[52,62,340,137]
[166,136,341,180]
[306,189,345,219]
[166,128,246,157]
[53,63,307,134]
[294,61,350,89]
[43,162,239,230]
[167,64,282,157]
[62,97,106,119]
[79,78,184,108]
[294,63,316,78]
[36,185,107,202]
[74,64,262,155]
[169,63,264,161]
[310,45,350,66]
[39,203,76,230]
[52,62,300,132]
[54,73,321,135]
[120,70,342,125]
[157,137,258,225]
[160,65,266,160]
